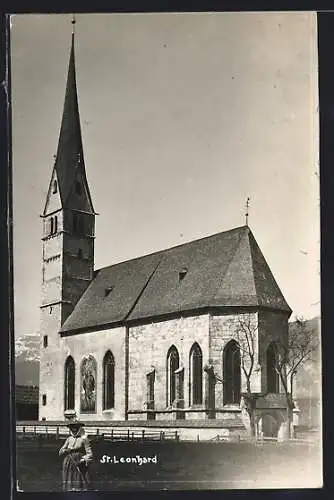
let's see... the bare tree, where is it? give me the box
[231,314,259,438]
[273,316,320,437]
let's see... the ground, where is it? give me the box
[16,437,322,491]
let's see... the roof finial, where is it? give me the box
[245,196,250,226]
[71,14,76,34]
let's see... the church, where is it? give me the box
[38,26,292,435]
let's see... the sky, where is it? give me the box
[11,12,320,338]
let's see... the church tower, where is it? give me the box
[39,21,95,419]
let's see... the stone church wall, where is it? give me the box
[39,326,126,421]
[128,314,210,419]
[209,312,261,411]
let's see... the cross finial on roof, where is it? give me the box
[245,196,250,226]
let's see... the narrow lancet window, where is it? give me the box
[223,340,241,405]
[103,351,115,410]
[64,356,75,411]
[189,342,203,405]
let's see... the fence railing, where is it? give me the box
[16,424,179,442]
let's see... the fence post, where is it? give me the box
[142,429,145,441]
[34,426,36,436]
[23,426,25,436]
[111,429,113,441]
[56,426,59,439]
[127,429,130,441]
[97,428,99,437]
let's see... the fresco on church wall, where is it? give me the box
[80,355,96,413]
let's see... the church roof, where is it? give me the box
[60,225,291,334]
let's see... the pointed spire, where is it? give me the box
[53,15,87,206]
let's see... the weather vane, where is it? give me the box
[245,197,250,226]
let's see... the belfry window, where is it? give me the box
[50,216,58,235]
[179,267,188,281]
[103,351,115,410]
[53,180,58,194]
[267,342,279,393]
[64,356,75,411]
[166,345,179,406]
[223,340,241,405]
[189,343,203,405]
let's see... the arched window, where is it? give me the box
[50,217,54,235]
[64,356,75,411]
[267,342,279,393]
[189,343,203,405]
[223,340,241,405]
[53,180,58,194]
[54,215,58,234]
[103,351,115,410]
[166,346,179,406]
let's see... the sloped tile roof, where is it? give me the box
[60,226,291,334]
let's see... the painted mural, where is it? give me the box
[80,355,96,413]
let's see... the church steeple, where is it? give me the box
[44,19,94,215]
[40,18,96,326]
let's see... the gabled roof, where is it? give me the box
[60,226,291,334]
[43,32,94,215]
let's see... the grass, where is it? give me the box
[16,436,322,491]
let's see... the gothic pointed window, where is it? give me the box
[53,180,58,194]
[189,343,203,405]
[50,217,54,235]
[64,356,75,411]
[223,340,241,405]
[267,342,279,393]
[166,345,179,406]
[54,215,58,234]
[103,351,115,410]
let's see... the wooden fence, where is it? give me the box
[16,423,179,442]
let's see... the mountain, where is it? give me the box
[15,334,40,386]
